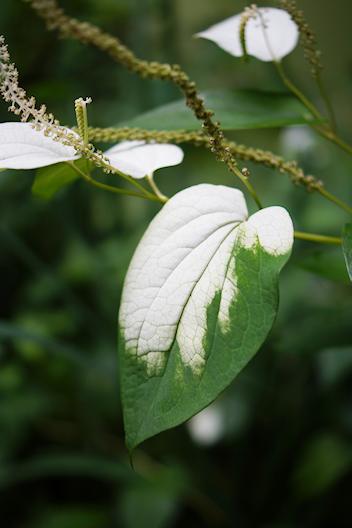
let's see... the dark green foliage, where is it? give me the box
[120,89,317,131]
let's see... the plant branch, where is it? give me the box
[274,61,352,159]
[67,162,162,202]
[146,174,168,203]
[87,126,352,216]
[278,0,337,131]
[274,61,325,124]
[294,230,341,245]
[24,0,263,208]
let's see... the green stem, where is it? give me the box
[274,61,325,123]
[317,187,352,216]
[316,74,337,132]
[275,61,352,160]
[230,162,263,209]
[67,162,162,202]
[313,124,352,157]
[106,164,156,196]
[294,230,341,245]
[146,173,168,203]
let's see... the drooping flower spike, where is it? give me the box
[196,7,299,62]
[0,123,184,178]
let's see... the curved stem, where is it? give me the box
[274,61,325,123]
[107,165,156,196]
[146,173,168,203]
[274,61,352,160]
[229,162,263,209]
[88,126,352,216]
[317,187,352,215]
[313,124,352,157]
[316,74,337,132]
[294,230,341,245]
[67,162,162,202]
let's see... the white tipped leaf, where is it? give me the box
[0,122,79,169]
[119,184,294,450]
[196,7,299,62]
[104,141,184,179]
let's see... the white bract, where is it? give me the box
[104,140,184,179]
[119,184,294,376]
[0,122,79,169]
[196,7,299,62]
[0,123,184,179]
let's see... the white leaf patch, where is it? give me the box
[196,7,299,62]
[104,141,184,179]
[0,123,79,169]
[119,184,293,375]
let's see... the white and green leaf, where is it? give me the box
[118,184,294,450]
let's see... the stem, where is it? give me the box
[313,124,352,157]
[104,163,155,196]
[146,173,168,203]
[275,62,352,160]
[294,230,341,245]
[88,127,352,217]
[274,61,325,123]
[316,74,337,132]
[317,187,352,216]
[230,162,263,209]
[27,0,264,210]
[67,162,162,202]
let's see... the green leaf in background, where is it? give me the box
[296,248,350,284]
[292,434,352,499]
[119,90,316,132]
[342,223,352,281]
[32,159,89,199]
[119,184,294,450]
[27,506,109,528]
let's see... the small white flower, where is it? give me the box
[0,122,79,169]
[104,140,184,179]
[196,7,299,62]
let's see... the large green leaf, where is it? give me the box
[32,159,88,199]
[342,223,352,282]
[119,90,315,132]
[118,184,294,450]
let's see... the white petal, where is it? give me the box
[196,8,299,62]
[246,8,299,61]
[104,141,184,179]
[0,122,79,169]
[196,14,243,57]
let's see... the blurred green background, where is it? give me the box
[1,1,352,526]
